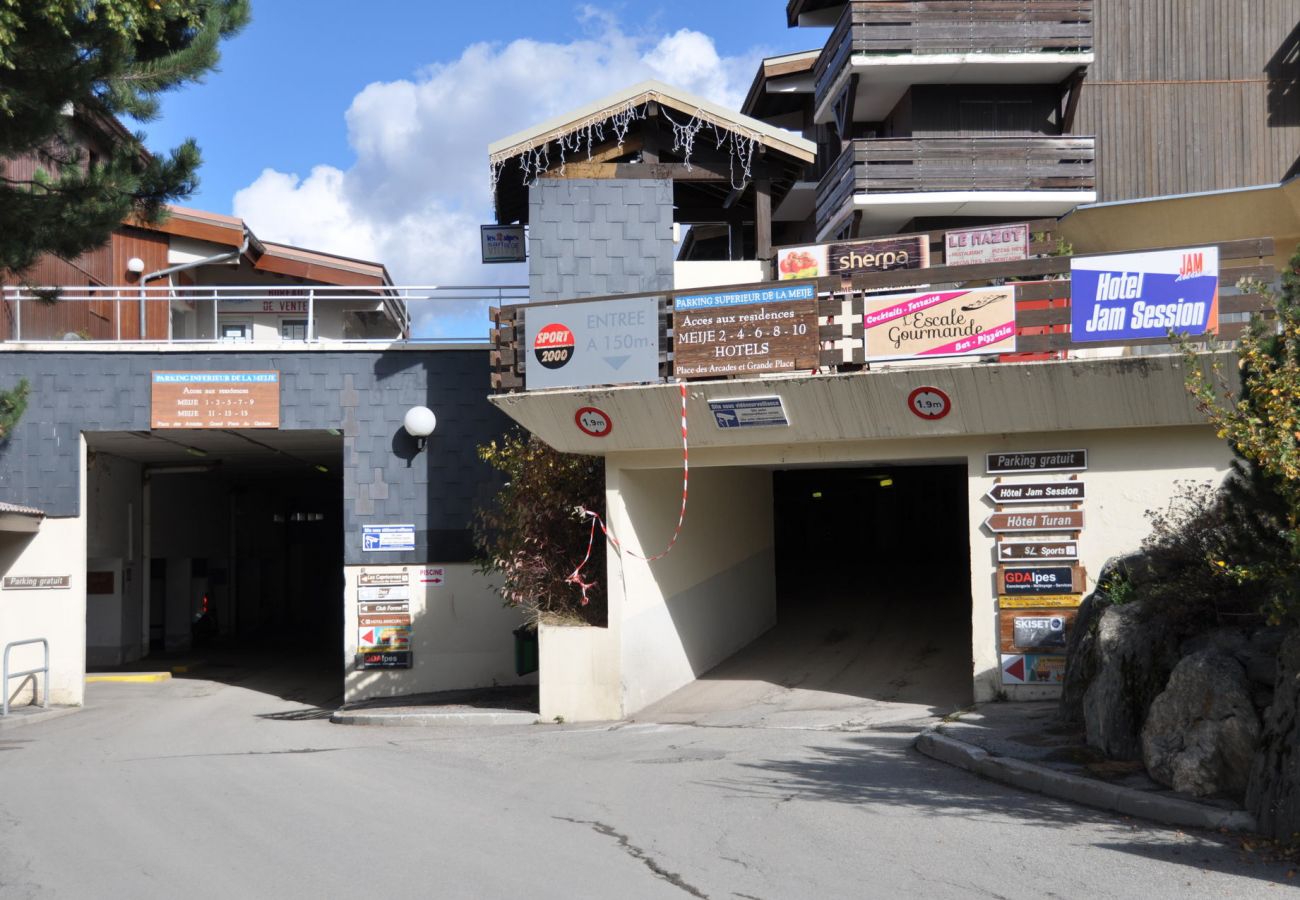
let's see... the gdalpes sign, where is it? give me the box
[1070,246,1219,342]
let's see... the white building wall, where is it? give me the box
[85,452,144,666]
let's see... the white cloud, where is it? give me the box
[231,10,761,338]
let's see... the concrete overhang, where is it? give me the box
[820,190,1096,240]
[0,501,44,534]
[489,351,1225,458]
[815,53,1094,124]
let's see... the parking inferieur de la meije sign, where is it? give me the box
[863,286,1016,361]
[1070,246,1219,342]
[673,283,818,378]
[524,296,660,390]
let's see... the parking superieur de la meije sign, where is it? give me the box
[1070,246,1219,342]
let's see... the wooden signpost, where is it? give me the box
[985,510,1084,533]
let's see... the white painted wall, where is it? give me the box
[539,624,620,722]
[343,563,534,703]
[673,260,766,290]
[0,438,88,708]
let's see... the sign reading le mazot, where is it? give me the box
[864,287,1016,361]
[1070,246,1219,342]
[152,372,280,429]
[673,283,818,378]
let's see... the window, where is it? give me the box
[280,319,308,341]
[220,321,251,342]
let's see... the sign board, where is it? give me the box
[362,524,415,552]
[357,651,412,670]
[708,396,789,429]
[87,571,115,595]
[999,594,1082,609]
[481,224,526,263]
[673,283,818,378]
[944,224,1029,266]
[358,602,410,614]
[358,585,410,602]
[985,510,1084,533]
[359,614,411,627]
[357,571,408,587]
[1000,565,1083,595]
[358,625,411,653]
[986,481,1085,505]
[1070,246,1219,342]
[907,386,950,420]
[575,406,613,438]
[524,297,660,390]
[2,575,70,590]
[419,567,445,585]
[1001,653,1066,685]
[777,235,929,281]
[996,541,1079,562]
[151,371,280,429]
[1000,608,1078,653]
[863,287,1016,361]
[986,450,1087,474]
[211,292,310,315]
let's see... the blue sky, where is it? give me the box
[135,2,826,337]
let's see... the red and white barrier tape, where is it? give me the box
[566,381,689,604]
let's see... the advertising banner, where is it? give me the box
[1070,246,1219,342]
[1000,565,1082,596]
[524,296,660,390]
[1001,654,1066,685]
[777,235,929,281]
[673,283,818,378]
[944,224,1029,266]
[481,224,526,263]
[863,287,1016,361]
[1000,608,1078,653]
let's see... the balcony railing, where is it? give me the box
[0,284,528,345]
[814,0,1094,107]
[815,135,1096,233]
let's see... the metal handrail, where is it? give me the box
[2,638,49,716]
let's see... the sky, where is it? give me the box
[135,2,827,338]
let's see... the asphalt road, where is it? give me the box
[0,661,1294,899]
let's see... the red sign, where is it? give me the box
[534,323,575,369]
[907,386,951,420]
[575,406,613,438]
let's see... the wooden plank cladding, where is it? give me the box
[815,137,1096,234]
[814,1,1094,103]
[490,232,1276,391]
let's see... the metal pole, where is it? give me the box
[14,293,20,341]
[307,288,315,343]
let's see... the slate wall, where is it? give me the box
[0,349,509,565]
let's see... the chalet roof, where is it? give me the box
[0,501,44,517]
[742,49,820,119]
[489,80,815,165]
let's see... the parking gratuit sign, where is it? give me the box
[1070,246,1219,342]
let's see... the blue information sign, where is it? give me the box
[1070,246,1219,342]
[362,524,415,552]
[708,396,790,429]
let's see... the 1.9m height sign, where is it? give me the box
[1070,246,1219,342]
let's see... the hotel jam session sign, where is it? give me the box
[673,283,819,378]
[776,234,929,281]
[1070,246,1219,342]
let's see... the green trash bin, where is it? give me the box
[514,625,538,676]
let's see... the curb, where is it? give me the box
[915,730,1257,833]
[330,709,540,727]
[0,706,79,731]
[85,672,172,684]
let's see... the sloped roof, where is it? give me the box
[0,501,44,517]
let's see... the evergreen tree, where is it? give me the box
[0,378,29,440]
[0,1,250,274]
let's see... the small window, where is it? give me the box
[220,322,251,342]
[280,319,308,341]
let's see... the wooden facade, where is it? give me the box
[1076,0,1300,199]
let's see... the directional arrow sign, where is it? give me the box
[997,541,1079,562]
[985,510,1083,533]
[986,481,1085,505]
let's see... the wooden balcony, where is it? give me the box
[814,1,1094,113]
[815,135,1096,233]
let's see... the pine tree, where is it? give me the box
[0,378,29,441]
[0,1,250,275]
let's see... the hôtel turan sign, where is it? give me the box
[151,372,280,429]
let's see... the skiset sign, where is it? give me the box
[1070,246,1219,342]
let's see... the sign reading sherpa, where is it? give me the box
[151,371,280,429]
[776,235,929,281]
[524,297,659,390]
[863,287,1016,361]
[1070,246,1219,342]
[673,283,818,378]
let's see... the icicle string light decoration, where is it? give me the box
[488,91,764,194]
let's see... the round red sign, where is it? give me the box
[534,323,575,370]
[907,386,951,420]
[575,406,613,438]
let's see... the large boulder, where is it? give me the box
[1081,601,1180,759]
[1060,554,1144,724]
[1246,628,1300,839]
[1141,650,1261,798]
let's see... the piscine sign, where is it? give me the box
[986,450,1087,474]
[986,481,1085,504]
[776,234,929,281]
[524,297,659,390]
[151,371,280,429]
[1070,246,1219,342]
[985,510,1083,533]
[673,283,818,378]
[1000,565,1082,595]
[863,287,1016,362]
[996,541,1079,562]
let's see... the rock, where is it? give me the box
[1081,602,1180,760]
[1246,628,1300,840]
[1060,554,1139,725]
[1141,650,1261,799]
[1180,627,1249,659]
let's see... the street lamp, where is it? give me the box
[403,406,437,452]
